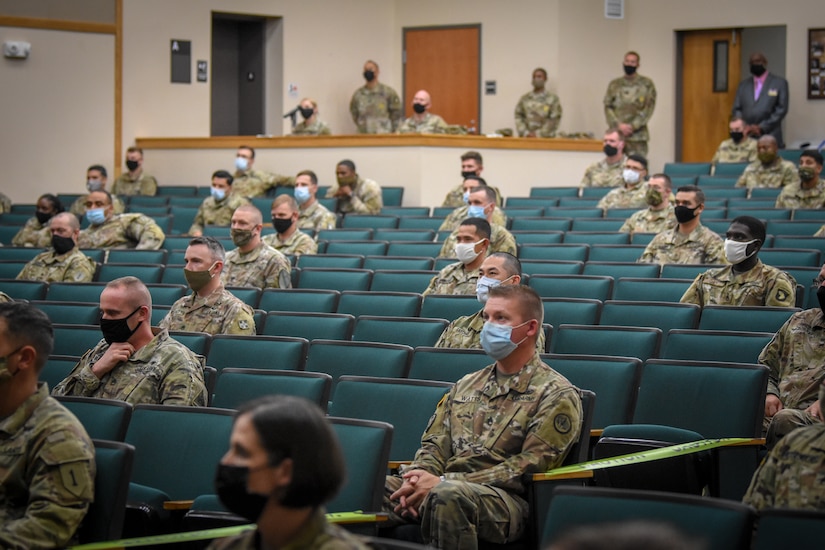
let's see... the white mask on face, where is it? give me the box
[454,239,484,264]
[724,238,759,264]
[622,168,640,185]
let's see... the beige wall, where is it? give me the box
[2,0,824,204]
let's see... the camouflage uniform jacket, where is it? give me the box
[349,82,403,134]
[232,169,295,199]
[11,217,51,248]
[207,508,369,550]
[816,225,825,238]
[619,204,676,234]
[291,119,332,136]
[742,422,825,511]
[262,230,318,256]
[711,138,758,165]
[435,309,546,353]
[397,113,449,134]
[298,201,337,232]
[0,192,10,213]
[16,247,96,283]
[422,261,479,297]
[775,179,825,209]
[0,383,95,550]
[325,177,383,215]
[596,181,647,210]
[111,171,158,196]
[52,328,207,406]
[189,194,250,234]
[70,194,126,218]
[515,90,562,137]
[638,224,726,266]
[222,242,292,289]
[159,284,256,336]
[442,185,505,208]
[438,205,507,233]
[736,158,799,189]
[77,213,165,250]
[603,74,657,146]
[759,308,825,409]
[680,260,796,308]
[405,354,582,495]
[580,155,627,188]
[439,224,517,259]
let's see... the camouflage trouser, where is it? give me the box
[383,475,528,550]
[624,140,648,157]
[765,408,819,449]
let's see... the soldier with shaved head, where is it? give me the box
[16,212,97,283]
[222,205,292,289]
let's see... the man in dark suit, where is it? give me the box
[732,52,789,148]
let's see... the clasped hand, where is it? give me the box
[390,469,441,519]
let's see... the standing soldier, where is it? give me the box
[604,51,657,157]
[349,60,403,134]
[515,68,562,138]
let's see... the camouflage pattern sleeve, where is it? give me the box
[409,387,453,475]
[494,227,518,256]
[224,303,257,335]
[758,319,787,397]
[816,225,825,237]
[442,184,465,208]
[514,93,530,137]
[11,218,49,247]
[631,78,657,131]
[438,208,464,232]
[65,253,97,283]
[764,269,797,308]
[679,273,704,305]
[127,214,165,250]
[741,442,779,510]
[702,234,726,265]
[158,346,207,406]
[348,179,383,214]
[190,202,208,235]
[0,192,11,213]
[51,345,108,397]
[387,87,403,132]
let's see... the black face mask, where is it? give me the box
[35,211,53,225]
[674,205,698,224]
[272,218,293,234]
[363,70,375,82]
[729,131,744,144]
[460,170,477,179]
[126,159,140,171]
[750,64,766,77]
[603,144,619,157]
[817,286,825,316]
[214,464,268,522]
[99,306,142,345]
[51,235,75,255]
[413,103,427,114]
[299,107,314,120]
[623,64,637,76]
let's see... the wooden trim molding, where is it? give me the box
[0,15,116,35]
[114,0,123,177]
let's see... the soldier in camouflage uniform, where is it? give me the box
[743,381,825,511]
[290,98,332,136]
[52,276,207,406]
[0,192,10,213]
[77,190,165,249]
[189,170,250,236]
[619,174,676,234]
[759,265,825,448]
[69,165,126,218]
[439,187,516,258]
[11,194,63,248]
[222,205,292,289]
[17,213,96,283]
[435,253,545,353]
[580,128,627,191]
[349,60,403,134]
[681,217,796,308]
[711,117,758,166]
[439,178,507,233]
[398,90,449,134]
[597,154,649,210]
[262,195,318,256]
[639,185,726,265]
[603,52,657,157]
[424,219,491,297]
[111,146,158,196]
[326,160,383,215]
[515,68,562,138]
[775,149,825,209]
[443,152,504,208]
[232,146,295,199]
[735,135,799,192]
[159,237,255,336]
[294,170,337,232]
[0,292,11,303]
[0,303,96,550]
[383,285,582,549]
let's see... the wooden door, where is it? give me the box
[680,29,741,162]
[403,25,480,133]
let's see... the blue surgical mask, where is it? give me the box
[462,191,470,204]
[235,156,249,172]
[86,208,107,225]
[294,186,311,204]
[476,275,511,304]
[480,320,531,361]
[211,187,226,201]
[467,204,486,218]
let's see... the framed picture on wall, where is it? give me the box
[809,28,825,99]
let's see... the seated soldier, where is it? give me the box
[438,186,516,258]
[77,190,165,249]
[262,195,318,256]
[11,194,63,248]
[423,218,491,296]
[189,170,249,237]
[16,213,97,283]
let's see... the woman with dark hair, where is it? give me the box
[208,395,369,550]
[11,194,64,247]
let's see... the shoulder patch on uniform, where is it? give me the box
[239,320,249,330]
[60,461,91,498]
[553,413,572,434]
[775,289,788,303]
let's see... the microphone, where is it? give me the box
[283,105,300,119]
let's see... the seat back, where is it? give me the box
[587,245,648,263]
[211,368,332,411]
[0,278,48,300]
[352,316,448,349]
[363,255,434,271]
[46,282,106,303]
[542,298,602,327]
[207,334,308,374]
[31,300,100,325]
[385,242,444,257]
[758,248,821,268]
[698,305,799,333]
[371,270,440,293]
[528,274,613,301]
[342,214,399,229]
[145,284,188,306]
[306,340,413,398]
[297,268,374,291]
[80,440,135,543]
[519,244,590,262]
[563,389,595,466]
[659,264,724,280]
[262,311,354,341]
[106,249,168,265]
[224,286,262,308]
[662,329,773,364]
[420,294,481,320]
[324,240,388,256]
[520,260,583,276]
[613,277,693,302]
[295,254,364,269]
[52,324,104,357]
[600,301,701,342]
[752,508,825,549]
[54,396,133,441]
[168,330,212,356]
[97,263,164,284]
[258,288,340,313]
[551,324,661,362]
[408,347,491,383]
[41,355,80,391]
[329,376,453,461]
[563,231,630,245]
[582,261,660,279]
[337,291,422,318]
